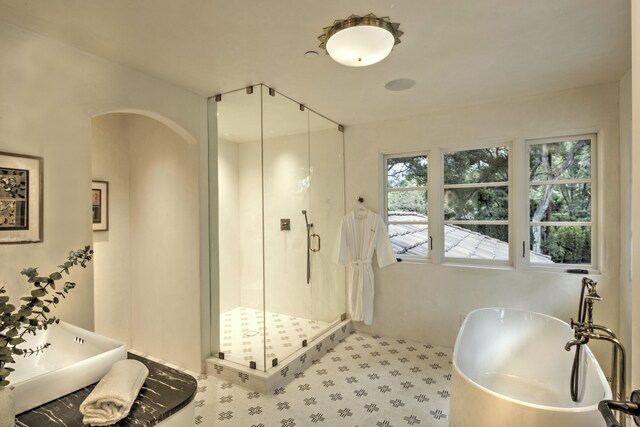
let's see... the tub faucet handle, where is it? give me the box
[586,286,602,302]
[570,318,587,333]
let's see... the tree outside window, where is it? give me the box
[528,136,594,265]
[443,146,510,261]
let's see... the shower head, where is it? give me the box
[301,210,311,228]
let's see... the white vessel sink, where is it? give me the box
[11,321,126,414]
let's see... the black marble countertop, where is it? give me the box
[16,353,197,427]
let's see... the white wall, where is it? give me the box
[218,139,241,313]
[346,82,621,369]
[128,114,201,371]
[92,113,202,371]
[0,21,208,369]
[631,0,640,390]
[619,69,632,386]
[91,114,132,347]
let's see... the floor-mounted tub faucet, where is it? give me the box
[566,277,627,427]
[565,278,601,351]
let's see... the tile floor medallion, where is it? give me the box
[195,331,452,426]
[220,307,330,370]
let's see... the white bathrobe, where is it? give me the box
[337,209,396,325]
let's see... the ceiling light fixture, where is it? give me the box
[318,13,403,67]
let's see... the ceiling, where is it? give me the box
[0,0,631,126]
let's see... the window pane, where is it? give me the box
[388,223,428,256]
[444,224,509,260]
[388,190,427,219]
[529,139,591,181]
[387,155,428,188]
[530,225,591,264]
[529,183,591,222]
[444,147,508,184]
[444,186,508,221]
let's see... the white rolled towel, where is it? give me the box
[80,359,149,426]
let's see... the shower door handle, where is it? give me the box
[310,233,321,252]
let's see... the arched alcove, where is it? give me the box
[92,109,198,145]
[90,111,201,371]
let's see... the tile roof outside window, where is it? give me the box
[388,213,553,263]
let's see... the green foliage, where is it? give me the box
[444,147,508,185]
[444,187,508,221]
[0,246,93,389]
[529,183,591,222]
[388,148,509,222]
[388,191,427,215]
[529,140,593,259]
[529,140,591,181]
[535,226,591,264]
[387,155,427,188]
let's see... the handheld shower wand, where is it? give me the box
[302,210,312,284]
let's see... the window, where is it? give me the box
[381,133,598,270]
[527,135,595,266]
[443,146,510,261]
[383,153,429,259]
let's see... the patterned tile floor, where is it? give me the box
[220,307,329,370]
[194,330,452,426]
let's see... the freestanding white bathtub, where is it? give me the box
[11,321,126,414]
[450,308,611,427]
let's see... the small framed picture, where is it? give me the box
[92,180,109,231]
[0,152,43,244]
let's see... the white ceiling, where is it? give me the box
[0,0,630,127]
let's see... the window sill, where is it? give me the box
[391,257,601,275]
[520,264,601,276]
[440,261,515,272]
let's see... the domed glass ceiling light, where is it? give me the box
[318,14,403,67]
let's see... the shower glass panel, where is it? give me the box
[216,88,266,369]
[308,111,345,326]
[262,87,311,367]
[213,85,345,372]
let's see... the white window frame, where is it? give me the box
[524,134,598,271]
[440,143,512,267]
[382,151,431,262]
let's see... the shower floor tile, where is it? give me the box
[195,330,452,426]
[220,307,330,370]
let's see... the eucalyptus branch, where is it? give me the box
[0,246,93,388]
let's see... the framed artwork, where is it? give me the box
[92,180,109,231]
[0,152,43,244]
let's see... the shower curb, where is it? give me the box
[206,319,353,393]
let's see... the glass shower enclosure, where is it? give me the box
[211,85,345,371]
